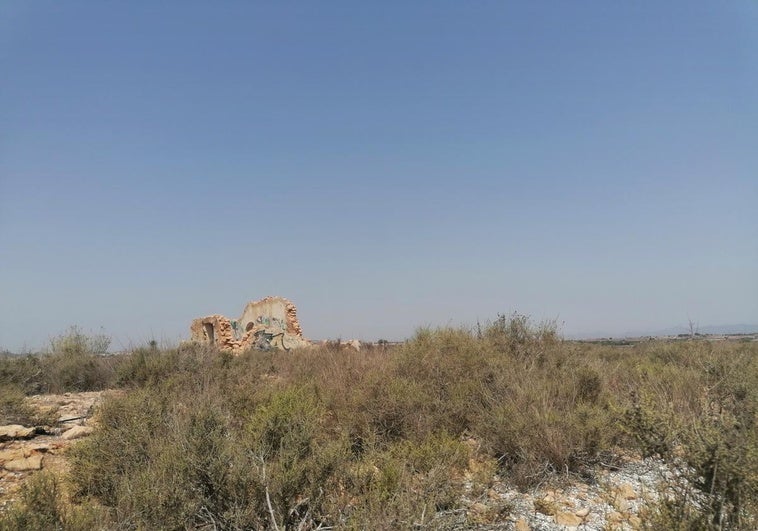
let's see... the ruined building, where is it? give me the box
[190,296,310,353]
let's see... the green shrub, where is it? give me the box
[49,326,109,356]
[70,375,348,529]
[0,473,108,531]
[0,383,37,425]
[43,351,116,393]
[330,435,468,528]
[622,343,758,529]
[52,322,756,528]
[0,472,62,530]
[0,328,121,394]
[484,312,559,357]
[115,345,179,387]
[0,354,46,395]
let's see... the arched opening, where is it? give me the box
[203,323,215,344]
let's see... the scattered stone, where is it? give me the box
[554,511,583,527]
[613,493,633,512]
[515,517,530,531]
[0,425,36,441]
[618,482,637,500]
[0,391,112,510]
[534,497,557,516]
[61,425,94,440]
[608,511,625,524]
[574,507,590,518]
[4,454,43,472]
[0,449,25,463]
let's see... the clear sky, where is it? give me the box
[1,1,757,351]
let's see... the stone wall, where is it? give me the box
[238,296,303,337]
[190,296,308,354]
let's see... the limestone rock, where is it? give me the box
[618,482,637,500]
[554,511,583,527]
[61,425,94,440]
[534,497,557,515]
[614,498,632,512]
[515,518,530,531]
[609,483,637,512]
[608,511,625,524]
[0,449,25,463]
[0,425,36,441]
[4,454,43,472]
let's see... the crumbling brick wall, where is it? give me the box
[190,296,308,354]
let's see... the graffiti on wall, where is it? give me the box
[255,315,286,331]
[189,296,307,354]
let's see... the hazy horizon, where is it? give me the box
[2,2,757,352]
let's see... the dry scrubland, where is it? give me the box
[1,318,756,530]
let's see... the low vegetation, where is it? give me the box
[0,327,118,397]
[1,318,756,529]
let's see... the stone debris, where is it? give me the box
[190,296,310,354]
[554,510,583,527]
[61,425,94,440]
[27,391,105,425]
[463,455,675,530]
[4,454,43,472]
[0,425,36,442]
[0,391,109,510]
[515,518,530,531]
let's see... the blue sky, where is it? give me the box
[1,1,757,350]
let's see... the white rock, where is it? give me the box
[61,425,94,440]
